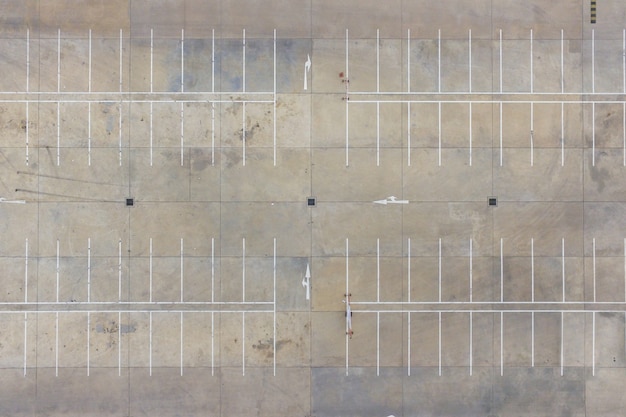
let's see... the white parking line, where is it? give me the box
[87,311,90,376]
[242,29,246,92]
[624,238,626,302]
[88,29,91,92]
[499,102,503,166]
[55,312,59,376]
[273,237,276,376]
[24,239,28,303]
[530,103,534,166]
[88,102,91,165]
[180,238,184,302]
[25,101,29,165]
[377,239,380,302]
[242,102,246,166]
[150,101,153,166]
[469,102,472,166]
[499,29,503,93]
[119,102,123,166]
[530,29,533,93]
[407,30,411,167]
[57,101,60,166]
[592,29,595,94]
[26,28,29,92]
[149,311,152,375]
[149,238,153,303]
[345,237,349,376]
[593,238,596,302]
[180,312,183,376]
[438,311,442,376]
[562,238,566,302]
[150,29,154,93]
[181,29,184,93]
[211,102,215,166]
[469,238,473,302]
[23,313,27,376]
[438,102,441,166]
[407,311,411,376]
[438,29,441,93]
[592,102,595,166]
[273,29,277,167]
[623,29,625,94]
[119,29,123,92]
[211,311,215,376]
[211,238,215,303]
[500,238,504,302]
[180,102,184,166]
[592,311,595,376]
[500,311,503,376]
[87,238,91,302]
[118,311,121,376]
[57,29,61,93]
[561,29,564,93]
[242,311,246,376]
[345,29,350,167]
[242,238,246,301]
[211,29,215,94]
[376,311,380,376]
[56,239,60,302]
[468,29,472,93]
[469,312,473,376]
[531,238,535,302]
[407,238,411,303]
[118,239,122,302]
[438,238,442,302]
[561,102,564,166]
[560,311,564,376]
[531,311,535,367]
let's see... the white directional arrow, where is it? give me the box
[302,262,311,300]
[304,54,311,90]
[373,196,408,205]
